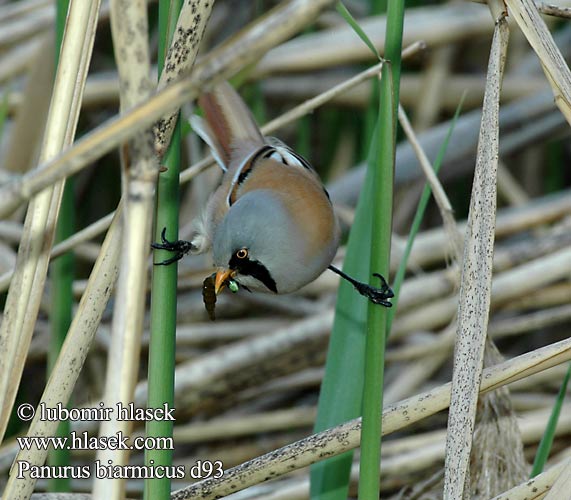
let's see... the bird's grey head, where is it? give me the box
[212,190,307,293]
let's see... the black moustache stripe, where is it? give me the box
[229,254,278,293]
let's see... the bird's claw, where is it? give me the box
[354,273,394,307]
[151,227,195,265]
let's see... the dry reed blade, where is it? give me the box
[543,460,571,499]
[0,0,101,445]
[212,403,571,499]
[491,459,571,499]
[443,5,509,498]
[403,189,571,271]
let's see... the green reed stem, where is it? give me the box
[145,1,182,498]
[358,0,404,497]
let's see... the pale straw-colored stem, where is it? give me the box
[91,0,155,498]
[443,5,509,497]
[0,0,101,445]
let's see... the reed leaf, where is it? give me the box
[311,2,403,498]
[530,362,571,477]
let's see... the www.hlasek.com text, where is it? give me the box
[17,430,172,452]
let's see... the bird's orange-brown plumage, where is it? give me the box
[232,159,337,262]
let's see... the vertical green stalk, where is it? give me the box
[531,362,571,477]
[48,0,72,492]
[358,0,404,498]
[311,3,403,500]
[145,1,182,499]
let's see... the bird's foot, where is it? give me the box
[151,227,195,265]
[352,273,394,307]
[328,265,394,307]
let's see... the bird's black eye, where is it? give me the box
[235,248,248,259]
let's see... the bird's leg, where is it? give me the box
[328,265,394,307]
[151,227,195,265]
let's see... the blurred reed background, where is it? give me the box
[0,0,571,499]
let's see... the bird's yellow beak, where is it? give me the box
[214,269,236,295]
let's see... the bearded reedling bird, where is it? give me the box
[152,81,393,309]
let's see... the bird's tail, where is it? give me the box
[190,82,264,172]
